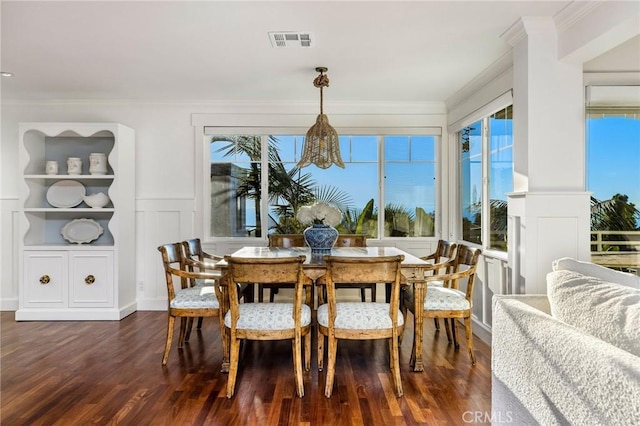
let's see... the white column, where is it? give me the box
[504,17,591,294]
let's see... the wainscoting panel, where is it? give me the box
[0,199,20,311]
[136,198,196,311]
[508,191,591,294]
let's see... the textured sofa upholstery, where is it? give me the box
[491,259,640,425]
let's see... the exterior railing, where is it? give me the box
[590,230,640,274]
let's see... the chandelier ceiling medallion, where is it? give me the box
[297,67,345,169]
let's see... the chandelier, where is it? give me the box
[297,67,345,169]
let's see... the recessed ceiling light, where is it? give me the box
[1,72,14,77]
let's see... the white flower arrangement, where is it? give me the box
[296,202,342,227]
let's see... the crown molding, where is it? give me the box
[501,1,603,47]
[554,1,604,33]
[500,18,527,47]
[445,51,513,111]
[2,98,447,115]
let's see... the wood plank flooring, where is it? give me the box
[1,311,491,425]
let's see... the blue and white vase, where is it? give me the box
[303,224,339,254]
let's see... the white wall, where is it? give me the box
[3,4,637,345]
[2,101,464,315]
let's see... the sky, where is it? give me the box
[212,116,640,229]
[587,117,640,208]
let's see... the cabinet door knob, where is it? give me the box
[85,275,96,285]
[39,275,50,284]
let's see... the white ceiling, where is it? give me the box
[0,1,636,104]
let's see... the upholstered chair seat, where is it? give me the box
[194,277,218,287]
[171,286,219,309]
[317,302,404,330]
[224,303,311,330]
[424,287,469,311]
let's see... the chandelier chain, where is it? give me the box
[313,71,329,115]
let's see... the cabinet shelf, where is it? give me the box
[25,174,115,180]
[24,208,115,213]
[25,243,116,249]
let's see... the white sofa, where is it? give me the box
[492,258,640,425]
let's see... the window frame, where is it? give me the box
[203,126,442,242]
[585,84,640,260]
[451,100,513,258]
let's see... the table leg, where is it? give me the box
[219,275,231,373]
[412,280,425,372]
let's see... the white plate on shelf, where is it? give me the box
[46,180,85,208]
[61,218,103,244]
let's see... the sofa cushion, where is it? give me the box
[552,257,639,289]
[547,270,640,357]
[492,296,640,426]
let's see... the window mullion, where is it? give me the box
[261,134,269,239]
[481,118,491,248]
[378,135,385,238]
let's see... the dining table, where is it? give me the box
[213,246,432,372]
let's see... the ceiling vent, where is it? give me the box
[268,32,313,48]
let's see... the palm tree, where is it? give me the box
[591,194,640,252]
[211,135,354,236]
[341,199,375,236]
[211,135,285,237]
[591,194,640,231]
[268,164,316,233]
[384,203,415,237]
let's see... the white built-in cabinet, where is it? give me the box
[17,123,136,320]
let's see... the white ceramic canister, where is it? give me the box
[89,153,108,175]
[45,160,59,175]
[67,157,82,175]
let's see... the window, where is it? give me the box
[586,85,640,266]
[458,105,513,251]
[207,131,438,239]
[460,121,482,245]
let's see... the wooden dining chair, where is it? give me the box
[333,234,375,302]
[421,239,457,331]
[181,238,223,336]
[403,244,481,365]
[259,234,308,303]
[222,255,312,398]
[157,242,222,365]
[317,254,405,398]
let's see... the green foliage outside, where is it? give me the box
[211,136,435,238]
[591,193,640,252]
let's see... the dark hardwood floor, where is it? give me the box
[1,311,491,425]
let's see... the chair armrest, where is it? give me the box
[185,256,221,271]
[424,265,475,285]
[420,253,436,261]
[168,266,220,281]
[419,257,455,274]
[202,251,223,261]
